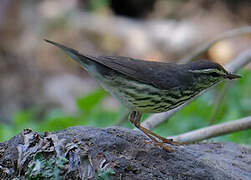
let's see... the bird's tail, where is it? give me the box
[44,39,89,67]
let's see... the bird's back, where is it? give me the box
[81,55,196,91]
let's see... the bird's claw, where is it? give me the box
[153,142,174,152]
[161,138,184,145]
[144,140,174,152]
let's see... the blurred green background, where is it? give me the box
[0,0,250,143]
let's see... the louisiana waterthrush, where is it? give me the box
[45,39,241,151]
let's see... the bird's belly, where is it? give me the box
[88,65,196,113]
[98,76,192,113]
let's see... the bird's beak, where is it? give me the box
[225,73,241,79]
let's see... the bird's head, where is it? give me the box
[184,60,241,89]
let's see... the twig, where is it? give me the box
[167,116,251,143]
[180,26,251,64]
[225,49,251,72]
[139,49,251,130]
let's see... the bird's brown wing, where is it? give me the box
[87,55,183,90]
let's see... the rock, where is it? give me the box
[0,126,250,179]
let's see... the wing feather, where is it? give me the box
[87,55,181,89]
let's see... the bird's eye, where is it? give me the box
[210,72,220,77]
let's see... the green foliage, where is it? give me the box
[77,88,106,112]
[25,153,68,179]
[0,70,250,145]
[87,0,110,11]
[97,168,115,180]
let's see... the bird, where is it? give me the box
[44,39,241,151]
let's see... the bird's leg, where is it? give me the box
[129,111,159,143]
[137,124,180,145]
[129,111,176,151]
[129,111,181,145]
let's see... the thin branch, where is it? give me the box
[167,116,251,143]
[180,26,251,64]
[139,102,190,130]
[140,49,251,130]
[225,49,251,72]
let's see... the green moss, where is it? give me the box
[25,153,68,180]
[97,168,115,180]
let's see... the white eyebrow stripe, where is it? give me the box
[188,68,226,75]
